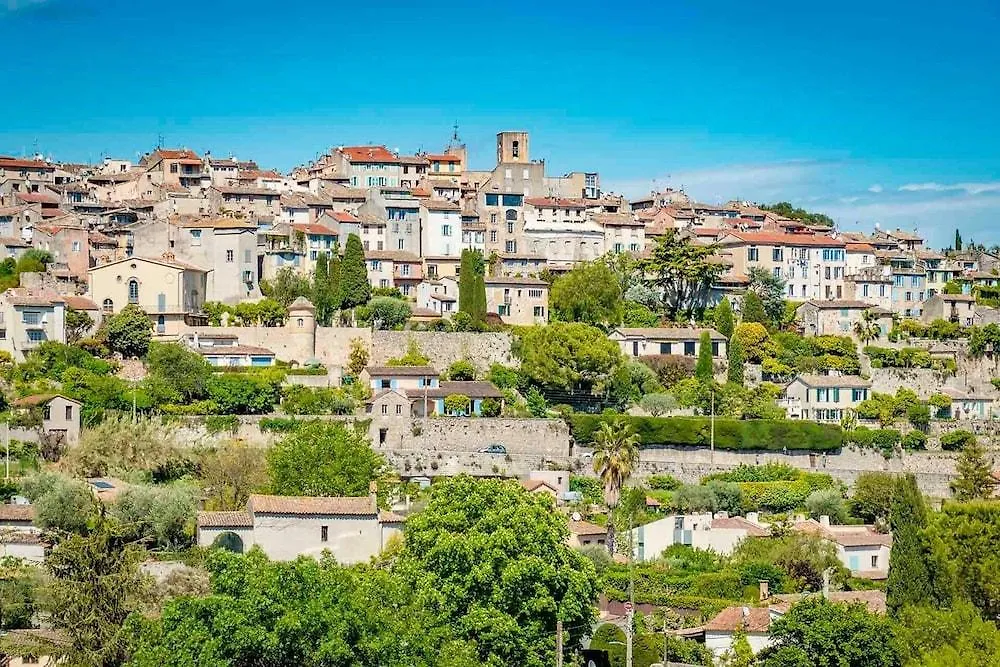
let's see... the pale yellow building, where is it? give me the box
[87,254,208,336]
[485,276,548,325]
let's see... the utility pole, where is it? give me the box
[626,514,635,667]
[555,619,563,667]
[4,419,9,482]
[662,615,668,666]
[710,389,716,463]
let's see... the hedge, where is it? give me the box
[570,415,843,452]
[739,480,814,512]
[259,417,303,433]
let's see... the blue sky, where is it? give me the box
[2,0,999,246]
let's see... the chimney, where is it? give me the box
[819,515,830,528]
[746,511,760,524]
[759,580,770,601]
[369,480,378,506]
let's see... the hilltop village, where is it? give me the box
[1,130,999,666]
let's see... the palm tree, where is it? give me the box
[592,418,640,555]
[854,310,881,345]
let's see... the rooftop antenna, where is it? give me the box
[157,134,164,149]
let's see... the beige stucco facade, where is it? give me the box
[485,277,548,325]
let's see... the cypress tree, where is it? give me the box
[695,331,714,381]
[715,297,734,339]
[951,438,994,501]
[727,334,745,386]
[886,474,948,614]
[955,229,963,252]
[458,249,487,323]
[338,234,370,309]
[328,252,342,312]
[313,252,331,326]
[459,250,472,316]
[741,291,768,325]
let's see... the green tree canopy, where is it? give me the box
[458,249,487,323]
[757,597,900,667]
[515,322,622,391]
[695,331,714,381]
[727,333,745,385]
[550,260,623,327]
[104,304,152,358]
[740,291,768,325]
[146,342,211,402]
[747,266,787,325]
[266,420,387,498]
[397,476,599,665]
[896,601,1000,667]
[760,201,835,227]
[715,297,735,339]
[642,230,724,319]
[260,266,311,307]
[887,474,949,614]
[950,437,995,501]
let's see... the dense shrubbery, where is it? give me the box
[280,385,356,415]
[570,415,842,451]
[864,345,934,369]
[940,429,977,451]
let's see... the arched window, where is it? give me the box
[505,209,517,221]
[297,318,304,327]
[128,279,139,304]
[102,299,114,314]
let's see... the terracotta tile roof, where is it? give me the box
[291,222,338,236]
[424,381,503,399]
[802,300,875,309]
[0,236,30,247]
[92,255,209,273]
[613,327,726,341]
[423,199,461,211]
[431,181,461,189]
[425,154,462,163]
[791,374,871,389]
[593,213,643,227]
[409,187,431,198]
[525,196,589,210]
[14,192,59,204]
[397,155,429,165]
[429,293,457,302]
[174,216,256,230]
[846,243,876,252]
[89,231,117,245]
[569,520,608,536]
[3,287,65,306]
[366,365,438,376]
[769,590,886,614]
[154,149,200,160]
[792,519,891,547]
[0,157,53,170]
[197,510,253,527]
[340,146,398,163]
[197,345,275,357]
[379,510,406,523]
[0,504,35,522]
[14,393,80,407]
[364,250,420,262]
[887,228,922,241]
[63,295,98,310]
[721,231,845,247]
[248,494,376,516]
[935,293,975,302]
[242,169,283,180]
[711,516,770,536]
[215,186,276,197]
[521,479,557,493]
[703,606,772,633]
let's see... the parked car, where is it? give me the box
[480,443,507,455]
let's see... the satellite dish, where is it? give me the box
[571,512,582,521]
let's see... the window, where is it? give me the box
[485,194,499,206]
[27,329,44,343]
[190,229,202,245]
[102,298,114,313]
[773,267,782,279]
[659,342,672,354]
[505,240,517,253]
[747,246,759,261]
[528,289,542,298]
[65,405,73,420]
[871,555,878,568]
[489,213,497,224]
[244,249,252,263]
[22,311,40,325]
[401,264,410,276]
[505,209,518,221]
[824,266,831,279]
[711,341,720,356]
[490,231,497,243]
[522,169,529,179]
[397,239,404,250]
[862,284,870,297]
[507,222,514,234]
[504,168,512,179]
[772,247,783,261]
[512,140,519,158]
[381,404,388,415]
[683,341,696,356]
[380,279,389,288]
[442,225,452,237]
[396,404,402,415]
[128,279,139,303]
[852,388,866,401]
[533,305,545,318]
[832,388,840,402]
[226,249,234,262]
[502,194,522,207]
[320,526,329,542]
[72,240,81,252]
[816,388,828,402]
[170,163,178,173]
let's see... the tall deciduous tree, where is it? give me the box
[757,597,900,667]
[398,476,599,664]
[550,260,623,327]
[643,230,724,319]
[747,266,787,325]
[695,331,714,381]
[103,304,152,358]
[592,419,640,554]
[259,266,311,307]
[42,513,148,667]
[266,421,386,498]
[338,233,370,309]
[714,297,734,339]
[515,322,622,391]
[951,437,995,501]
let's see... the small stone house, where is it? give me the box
[567,520,607,549]
[629,513,769,561]
[609,327,727,359]
[921,293,976,326]
[362,365,439,392]
[196,487,404,563]
[422,380,504,416]
[796,299,877,337]
[938,386,994,420]
[12,394,82,445]
[793,516,892,579]
[781,374,871,422]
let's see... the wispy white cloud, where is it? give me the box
[898,181,1000,195]
[867,184,883,193]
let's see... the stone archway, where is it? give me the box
[211,531,244,554]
